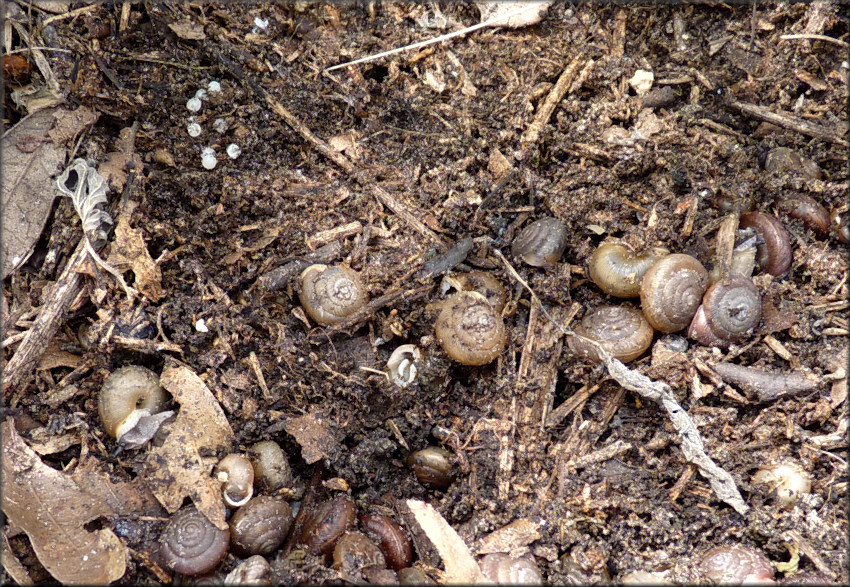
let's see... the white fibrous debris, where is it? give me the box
[207,80,222,93]
[186,97,202,112]
[213,118,228,133]
[386,344,421,388]
[195,318,209,333]
[253,17,269,32]
[195,88,208,101]
[226,143,242,159]
[187,122,202,137]
[201,147,217,170]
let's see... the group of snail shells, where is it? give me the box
[573,237,767,362]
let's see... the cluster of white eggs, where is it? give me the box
[184,80,242,170]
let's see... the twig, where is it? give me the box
[521,53,588,148]
[722,97,848,147]
[779,34,849,48]
[494,249,750,515]
[414,237,474,280]
[711,362,820,402]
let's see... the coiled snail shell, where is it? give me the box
[511,217,568,268]
[159,505,230,576]
[688,275,761,348]
[568,305,654,363]
[639,254,708,333]
[214,453,254,508]
[229,496,294,557]
[435,291,507,366]
[298,264,367,325]
[99,365,169,440]
[739,212,792,277]
[588,242,669,298]
[697,544,774,585]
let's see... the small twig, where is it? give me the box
[711,362,820,403]
[722,97,848,147]
[521,53,588,148]
[780,33,849,48]
[494,248,750,515]
[414,237,474,280]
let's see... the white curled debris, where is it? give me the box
[476,1,553,29]
[387,345,421,388]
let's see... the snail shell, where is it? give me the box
[479,553,543,585]
[229,496,294,557]
[688,275,761,347]
[774,193,830,237]
[739,212,792,277]
[406,446,454,490]
[697,544,774,585]
[398,567,436,584]
[435,291,507,366]
[568,305,654,363]
[359,513,412,571]
[215,453,254,508]
[223,555,272,586]
[640,254,708,333]
[248,440,292,493]
[332,531,386,575]
[447,271,508,313]
[588,242,669,298]
[159,505,230,576]
[298,264,367,326]
[831,208,850,244]
[761,147,823,180]
[511,217,568,268]
[299,495,357,555]
[99,365,168,440]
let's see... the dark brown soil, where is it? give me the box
[3,2,848,584]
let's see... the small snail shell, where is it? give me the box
[446,271,508,313]
[248,441,292,493]
[568,305,653,363]
[386,344,421,388]
[298,264,367,325]
[229,496,294,557]
[332,531,386,575]
[752,462,811,509]
[511,217,568,268]
[359,513,412,571]
[406,446,454,490]
[739,212,792,277]
[99,365,169,440]
[159,505,230,576]
[697,544,774,585]
[435,291,507,366]
[775,193,830,237]
[215,453,254,508]
[762,147,823,180]
[588,242,669,298]
[640,254,708,333]
[479,553,543,585]
[299,495,357,555]
[223,555,272,586]
[398,567,436,584]
[688,275,761,348]
[831,208,850,244]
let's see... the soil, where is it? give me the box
[2,2,848,585]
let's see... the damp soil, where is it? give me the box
[3,2,848,584]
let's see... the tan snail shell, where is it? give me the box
[229,496,294,557]
[739,212,791,277]
[688,275,761,348]
[214,453,254,508]
[223,555,272,586]
[568,305,654,363]
[159,505,230,576]
[435,291,507,366]
[99,365,169,440]
[511,217,568,268]
[248,440,292,493]
[697,544,774,584]
[639,254,708,333]
[588,242,669,298]
[298,264,367,325]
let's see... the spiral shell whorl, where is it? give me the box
[435,291,507,365]
[230,496,293,557]
[569,306,653,363]
[640,254,708,332]
[702,275,761,341]
[159,506,230,576]
[299,264,367,325]
[588,243,669,298]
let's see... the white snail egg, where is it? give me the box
[201,147,218,170]
[187,122,202,137]
[226,143,242,159]
[186,97,202,112]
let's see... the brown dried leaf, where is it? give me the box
[70,458,166,518]
[143,366,235,530]
[1,419,127,584]
[97,126,142,192]
[168,19,206,40]
[477,518,542,555]
[107,217,164,301]
[283,412,339,465]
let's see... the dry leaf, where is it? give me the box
[168,19,206,40]
[1,532,33,585]
[98,126,143,192]
[1,419,127,584]
[70,458,166,518]
[477,518,541,555]
[283,412,339,465]
[143,366,235,530]
[107,217,164,301]
[406,499,487,584]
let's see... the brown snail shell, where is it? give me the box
[159,505,230,576]
[587,242,669,298]
[248,440,292,493]
[435,291,507,366]
[332,531,386,576]
[697,544,774,585]
[640,254,708,333]
[298,264,367,325]
[739,212,792,277]
[761,147,823,180]
[99,365,169,440]
[688,275,761,348]
[215,453,254,508]
[479,553,544,585]
[775,193,830,237]
[398,567,436,584]
[511,217,568,268]
[298,495,357,555]
[358,513,412,571]
[229,495,293,557]
[568,305,654,363]
[448,271,508,313]
[406,446,454,490]
[223,555,272,586]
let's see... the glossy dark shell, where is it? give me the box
[568,305,653,363]
[698,544,774,584]
[511,217,568,268]
[359,513,412,571]
[159,506,230,576]
[640,254,708,332]
[406,446,454,490]
[299,495,357,555]
[230,496,293,557]
[739,212,792,277]
[332,531,386,575]
[775,193,830,237]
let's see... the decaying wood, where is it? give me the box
[711,362,821,402]
[414,237,474,281]
[723,97,848,147]
[521,52,589,149]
